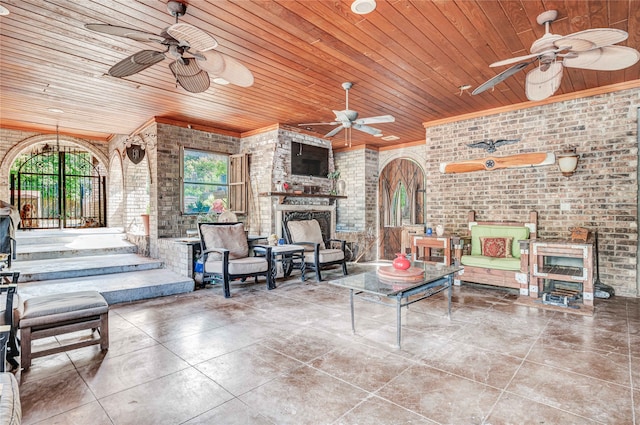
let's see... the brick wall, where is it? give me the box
[240,127,334,236]
[422,88,639,297]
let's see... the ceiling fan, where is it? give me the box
[472,10,640,101]
[85,1,253,93]
[299,82,395,139]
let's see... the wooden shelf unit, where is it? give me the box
[529,238,595,308]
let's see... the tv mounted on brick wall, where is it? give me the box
[291,142,329,178]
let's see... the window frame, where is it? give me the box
[180,146,230,215]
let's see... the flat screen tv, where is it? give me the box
[291,142,329,178]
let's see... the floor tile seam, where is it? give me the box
[176,397,276,425]
[330,393,437,425]
[74,353,195,400]
[495,388,617,425]
[515,357,634,390]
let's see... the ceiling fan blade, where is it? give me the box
[564,46,640,71]
[108,50,165,77]
[352,123,382,136]
[298,122,340,126]
[166,23,218,52]
[196,51,254,87]
[85,23,163,43]
[169,60,211,93]
[490,52,542,68]
[525,62,563,101]
[169,57,201,76]
[324,125,345,138]
[354,115,395,125]
[555,28,628,52]
[472,60,534,95]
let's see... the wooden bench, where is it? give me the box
[453,211,537,296]
[19,291,109,370]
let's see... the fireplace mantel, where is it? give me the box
[259,191,347,205]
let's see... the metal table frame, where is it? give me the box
[330,264,461,348]
[254,244,306,285]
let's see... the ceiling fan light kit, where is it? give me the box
[84,1,254,93]
[472,10,640,101]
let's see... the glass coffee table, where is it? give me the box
[328,263,461,348]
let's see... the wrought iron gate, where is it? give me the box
[10,146,106,229]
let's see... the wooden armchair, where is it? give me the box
[198,222,273,298]
[283,218,348,282]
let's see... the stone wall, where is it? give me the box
[422,88,639,297]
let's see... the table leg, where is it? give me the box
[299,254,306,282]
[270,254,278,288]
[350,289,355,334]
[396,296,402,349]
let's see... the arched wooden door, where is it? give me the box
[378,159,425,260]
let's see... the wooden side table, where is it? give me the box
[411,235,452,265]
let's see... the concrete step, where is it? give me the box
[11,228,195,304]
[17,268,195,304]
[15,228,126,246]
[17,243,137,261]
[13,253,163,282]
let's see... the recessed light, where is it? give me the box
[373,133,383,138]
[47,108,64,114]
[459,84,472,90]
[381,135,400,141]
[0,5,10,16]
[351,0,376,15]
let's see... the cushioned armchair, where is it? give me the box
[284,219,348,282]
[198,222,273,298]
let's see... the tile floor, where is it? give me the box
[14,264,640,424]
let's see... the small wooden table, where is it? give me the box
[411,234,452,265]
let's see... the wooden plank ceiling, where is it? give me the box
[0,0,638,148]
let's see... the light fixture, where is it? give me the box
[351,0,376,15]
[47,108,64,114]
[557,148,579,177]
[0,5,9,16]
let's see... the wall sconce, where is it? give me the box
[557,148,579,177]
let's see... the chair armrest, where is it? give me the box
[201,247,230,263]
[326,239,346,250]
[251,245,273,258]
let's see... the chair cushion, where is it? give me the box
[460,255,522,271]
[201,223,248,260]
[287,220,325,251]
[304,248,344,263]
[0,372,21,425]
[204,256,268,275]
[19,291,108,328]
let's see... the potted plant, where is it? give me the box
[327,170,340,195]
